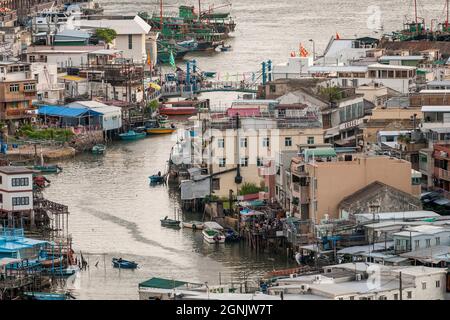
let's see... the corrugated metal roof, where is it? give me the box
[421,105,450,112]
[38,105,102,117]
[139,277,192,289]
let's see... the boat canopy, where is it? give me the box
[203,221,224,230]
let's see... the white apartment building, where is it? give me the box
[0,167,34,213]
[77,16,151,64]
[30,62,65,104]
[393,225,450,253]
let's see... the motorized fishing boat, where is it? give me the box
[182,221,204,230]
[91,144,106,154]
[41,266,79,277]
[119,130,147,141]
[202,228,226,244]
[33,175,51,189]
[33,165,62,173]
[158,99,210,116]
[202,71,217,78]
[160,216,181,228]
[112,257,138,269]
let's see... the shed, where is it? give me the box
[38,105,102,127]
[67,101,122,131]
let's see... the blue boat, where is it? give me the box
[23,292,71,300]
[149,174,165,185]
[119,130,147,141]
[112,258,138,269]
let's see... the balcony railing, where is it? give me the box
[1,108,36,119]
[434,167,450,181]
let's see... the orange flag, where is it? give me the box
[299,43,309,57]
[336,32,341,40]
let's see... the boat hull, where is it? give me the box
[202,229,226,244]
[182,221,204,230]
[160,220,181,228]
[146,128,177,135]
[159,108,198,116]
[119,133,147,140]
[112,258,138,269]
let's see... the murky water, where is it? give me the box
[43,0,447,299]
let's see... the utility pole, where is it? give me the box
[399,271,403,300]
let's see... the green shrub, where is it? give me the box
[239,183,263,196]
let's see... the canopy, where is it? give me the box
[38,105,102,118]
[148,82,161,90]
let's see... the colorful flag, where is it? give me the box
[169,51,176,68]
[300,43,309,57]
[336,32,341,40]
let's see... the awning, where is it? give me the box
[148,82,161,90]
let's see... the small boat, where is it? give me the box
[149,174,165,184]
[33,165,62,173]
[42,266,78,277]
[112,258,138,269]
[224,227,240,242]
[23,292,70,300]
[219,44,232,52]
[146,127,177,135]
[119,130,147,141]
[202,228,226,244]
[182,221,204,230]
[92,144,106,154]
[160,216,181,228]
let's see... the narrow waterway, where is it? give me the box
[43,134,294,299]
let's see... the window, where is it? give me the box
[414,240,420,249]
[349,296,354,300]
[212,178,220,191]
[435,237,440,245]
[307,136,315,145]
[407,291,412,299]
[285,137,292,147]
[436,280,440,288]
[0,176,2,184]
[24,83,35,91]
[393,293,398,300]
[11,178,29,187]
[128,34,133,49]
[257,157,263,167]
[9,84,19,92]
[240,157,248,167]
[262,137,270,148]
[240,138,247,148]
[0,194,2,204]
[422,282,427,290]
[425,239,431,248]
[218,158,226,168]
[12,197,30,206]
[217,138,224,149]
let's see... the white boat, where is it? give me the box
[202,229,226,244]
[182,221,204,230]
[203,221,224,231]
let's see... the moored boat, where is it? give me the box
[92,144,106,154]
[202,228,226,244]
[182,221,204,230]
[119,130,147,141]
[33,165,62,173]
[160,216,181,228]
[23,292,71,300]
[112,258,138,269]
[149,174,165,184]
[146,127,177,135]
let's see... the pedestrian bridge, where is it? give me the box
[160,81,259,98]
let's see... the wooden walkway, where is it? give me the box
[160,81,259,98]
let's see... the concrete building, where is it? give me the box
[308,63,417,94]
[393,225,450,254]
[77,15,151,64]
[0,166,34,223]
[268,263,448,300]
[30,62,65,104]
[290,153,421,223]
[0,61,37,132]
[66,100,122,132]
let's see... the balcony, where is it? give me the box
[434,167,450,181]
[291,183,310,204]
[1,108,36,120]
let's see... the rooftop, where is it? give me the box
[79,15,151,35]
[0,166,35,175]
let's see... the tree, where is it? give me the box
[239,183,263,196]
[95,28,117,44]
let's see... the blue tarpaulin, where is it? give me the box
[38,105,102,118]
